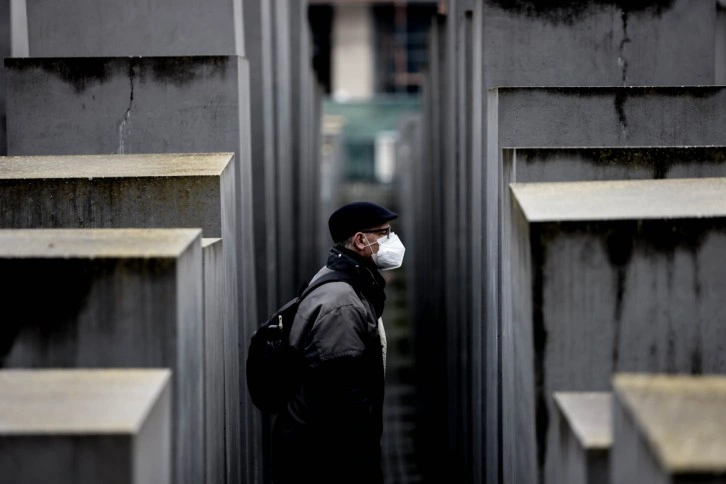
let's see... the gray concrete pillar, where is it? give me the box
[320,115,346,256]
[0,153,238,484]
[203,238,241,484]
[553,393,611,484]
[0,0,8,156]
[416,16,450,483]
[717,1,726,84]
[8,0,27,56]
[3,60,256,482]
[23,0,244,57]
[489,84,726,484]
[508,177,726,484]
[464,4,720,480]
[503,147,726,184]
[272,0,296,303]
[612,374,726,483]
[0,229,202,484]
[0,369,172,484]
[244,0,278,321]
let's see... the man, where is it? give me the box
[272,201,405,484]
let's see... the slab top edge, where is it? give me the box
[0,153,234,179]
[511,177,726,222]
[614,374,726,474]
[0,228,202,258]
[0,369,171,435]
[554,392,612,450]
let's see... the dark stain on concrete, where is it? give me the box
[530,225,549,483]
[529,218,725,481]
[690,346,703,374]
[614,90,628,136]
[5,56,232,93]
[488,0,675,25]
[516,86,725,100]
[141,56,230,87]
[519,147,726,180]
[1,257,177,368]
[604,226,634,368]
[0,259,95,366]
[5,58,115,93]
[691,251,702,300]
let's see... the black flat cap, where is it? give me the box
[328,201,398,243]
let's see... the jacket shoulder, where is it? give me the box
[293,281,373,363]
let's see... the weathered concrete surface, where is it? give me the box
[504,147,726,184]
[489,86,726,484]
[0,153,233,237]
[613,374,726,483]
[0,229,201,483]
[5,20,264,484]
[480,0,715,88]
[320,115,345,259]
[271,0,296,304]
[554,392,611,484]
[513,177,726,221]
[717,2,726,84]
[202,238,240,484]
[414,16,451,484]
[0,0,8,155]
[500,148,726,370]
[4,58,257,349]
[508,178,726,484]
[468,3,720,478]
[0,155,239,483]
[0,369,171,484]
[24,0,244,56]
[8,0,28,57]
[244,0,278,320]
[492,87,726,150]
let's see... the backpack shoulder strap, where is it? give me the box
[299,270,352,302]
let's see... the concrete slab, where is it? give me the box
[414,16,451,484]
[4,58,257,348]
[719,3,726,84]
[0,369,171,484]
[612,374,726,483]
[0,155,238,483]
[480,1,715,88]
[271,0,297,304]
[469,2,720,476]
[0,0,8,155]
[0,153,234,236]
[512,177,726,221]
[202,238,240,484]
[504,147,726,184]
[24,0,244,56]
[0,229,201,484]
[489,87,726,484]
[244,0,278,320]
[554,392,611,484]
[508,178,726,484]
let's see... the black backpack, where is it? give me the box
[246,271,350,413]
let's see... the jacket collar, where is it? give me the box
[326,247,386,317]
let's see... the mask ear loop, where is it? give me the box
[362,233,377,256]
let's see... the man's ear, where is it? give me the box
[353,232,367,250]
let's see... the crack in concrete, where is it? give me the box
[614,10,631,141]
[617,9,631,86]
[117,61,136,154]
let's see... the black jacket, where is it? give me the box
[272,248,386,484]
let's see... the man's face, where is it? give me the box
[358,223,392,255]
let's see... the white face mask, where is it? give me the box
[365,232,406,271]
